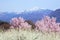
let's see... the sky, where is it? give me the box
[0,0,60,12]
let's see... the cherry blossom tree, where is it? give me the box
[10,17,32,30]
[35,16,60,33]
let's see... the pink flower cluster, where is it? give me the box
[10,16,60,32]
[10,17,32,29]
[35,16,60,32]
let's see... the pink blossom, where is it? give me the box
[10,17,32,29]
[35,16,60,33]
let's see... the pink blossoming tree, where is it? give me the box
[10,17,32,30]
[35,16,60,33]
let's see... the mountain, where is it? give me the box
[49,9,60,22]
[0,12,17,22]
[15,9,52,22]
[1,9,59,23]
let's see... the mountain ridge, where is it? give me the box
[0,9,60,23]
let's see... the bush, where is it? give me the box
[25,20,36,29]
[0,20,10,31]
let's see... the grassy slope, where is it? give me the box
[0,29,60,40]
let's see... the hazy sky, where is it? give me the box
[0,0,60,12]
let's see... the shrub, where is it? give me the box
[25,20,36,29]
[0,20,11,31]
